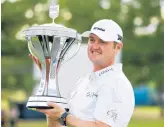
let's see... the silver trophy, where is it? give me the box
[24,2,81,109]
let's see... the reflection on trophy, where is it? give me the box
[24,2,81,109]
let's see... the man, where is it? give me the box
[32,19,135,127]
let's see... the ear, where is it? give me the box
[116,43,123,50]
[120,43,123,48]
[115,43,123,55]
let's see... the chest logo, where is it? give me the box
[86,92,98,98]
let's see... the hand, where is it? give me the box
[29,54,42,71]
[36,102,66,121]
[29,54,51,71]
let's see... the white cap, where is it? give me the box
[82,19,123,43]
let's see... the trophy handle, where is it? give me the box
[60,39,81,66]
[27,36,45,65]
[53,38,81,97]
[27,36,49,96]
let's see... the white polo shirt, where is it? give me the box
[68,63,135,127]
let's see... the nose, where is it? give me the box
[92,41,100,49]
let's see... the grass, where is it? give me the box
[17,116,164,127]
[133,106,161,119]
[6,106,164,127]
[17,120,47,127]
[128,117,164,127]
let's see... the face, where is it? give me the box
[87,33,122,70]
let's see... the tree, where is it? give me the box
[2,0,164,96]
[2,0,48,91]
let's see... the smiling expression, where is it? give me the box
[87,33,122,71]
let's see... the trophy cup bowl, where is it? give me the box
[24,23,81,109]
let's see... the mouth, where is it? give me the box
[91,51,101,55]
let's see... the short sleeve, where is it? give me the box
[93,82,127,127]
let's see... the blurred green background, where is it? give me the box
[1,0,164,127]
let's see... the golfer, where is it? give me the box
[31,19,135,127]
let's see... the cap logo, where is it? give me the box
[93,27,105,32]
[117,34,122,41]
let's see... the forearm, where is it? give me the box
[47,116,61,127]
[66,115,97,127]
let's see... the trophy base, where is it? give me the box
[26,96,68,109]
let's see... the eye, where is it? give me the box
[89,37,95,43]
[100,39,106,44]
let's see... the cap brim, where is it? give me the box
[82,31,106,41]
[82,31,122,43]
[81,31,91,37]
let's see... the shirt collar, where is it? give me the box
[89,63,122,80]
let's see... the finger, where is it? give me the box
[29,54,36,62]
[29,54,37,64]
[36,109,48,114]
[32,55,37,62]
[47,102,58,108]
[36,59,42,70]
[29,54,32,58]
[32,56,40,66]
[48,59,51,64]
[36,59,40,66]
[29,54,34,60]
